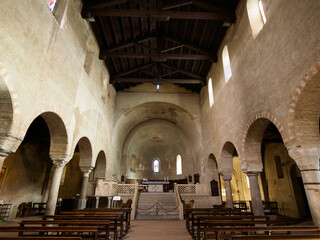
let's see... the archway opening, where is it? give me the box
[261,122,311,219]
[207,154,219,197]
[0,116,52,219]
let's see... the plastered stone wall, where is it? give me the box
[0,0,116,171]
[200,0,320,171]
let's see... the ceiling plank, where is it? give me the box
[112,62,156,78]
[111,78,203,84]
[88,9,234,21]
[102,52,214,60]
[160,63,204,79]
[193,0,234,15]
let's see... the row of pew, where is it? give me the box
[0,207,132,240]
[185,207,320,240]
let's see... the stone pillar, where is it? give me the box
[246,172,264,216]
[78,166,93,209]
[300,169,320,226]
[222,175,233,208]
[45,159,68,215]
[288,147,320,226]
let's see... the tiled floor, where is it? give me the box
[124,220,192,240]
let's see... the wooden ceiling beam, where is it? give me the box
[160,63,204,80]
[100,34,157,55]
[87,0,129,10]
[161,44,184,53]
[162,1,193,10]
[161,35,217,61]
[101,52,214,60]
[192,0,234,14]
[87,9,234,21]
[112,62,156,78]
[111,78,203,84]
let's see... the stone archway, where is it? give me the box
[207,153,220,197]
[94,150,107,179]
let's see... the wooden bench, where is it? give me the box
[81,208,132,234]
[232,235,320,240]
[44,215,121,240]
[194,215,271,240]
[0,226,99,240]
[186,208,250,234]
[204,226,320,240]
[55,211,124,239]
[20,220,110,240]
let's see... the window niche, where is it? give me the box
[176,154,182,175]
[48,0,69,27]
[152,159,160,174]
[247,0,267,38]
[222,46,232,83]
[274,155,284,179]
[208,78,214,107]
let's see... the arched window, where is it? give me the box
[222,46,232,83]
[49,0,57,12]
[208,78,214,107]
[152,159,160,173]
[247,0,267,38]
[176,155,182,175]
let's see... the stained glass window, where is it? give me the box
[49,0,57,12]
[153,159,160,173]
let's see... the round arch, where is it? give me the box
[220,141,239,176]
[94,150,107,179]
[120,118,195,179]
[74,137,93,167]
[242,112,288,171]
[287,62,320,150]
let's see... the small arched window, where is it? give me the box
[152,159,160,173]
[247,0,267,38]
[176,155,182,175]
[49,0,57,12]
[222,46,232,83]
[208,78,214,107]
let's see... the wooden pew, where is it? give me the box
[194,215,271,240]
[186,208,250,234]
[81,208,132,234]
[56,211,124,239]
[203,226,320,240]
[187,209,252,237]
[0,238,82,240]
[0,226,99,240]
[44,214,121,240]
[20,220,110,240]
[232,235,320,240]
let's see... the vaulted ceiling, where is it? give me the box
[81,0,239,92]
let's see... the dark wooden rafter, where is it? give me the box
[112,62,156,78]
[112,78,203,84]
[160,63,204,80]
[82,0,239,92]
[102,52,214,61]
[85,9,234,22]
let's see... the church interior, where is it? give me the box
[0,0,319,239]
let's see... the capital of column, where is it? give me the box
[221,175,232,181]
[80,166,94,177]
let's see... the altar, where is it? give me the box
[141,181,170,193]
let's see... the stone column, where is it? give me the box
[78,166,93,209]
[288,147,320,226]
[300,169,320,226]
[45,159,68,215]
[222,175,233,208]
[246,172,264,216]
